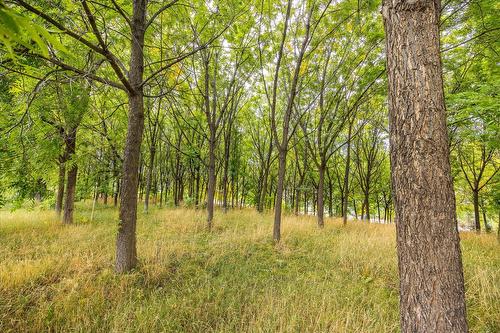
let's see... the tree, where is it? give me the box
[12,0,237,272]
[352,119,385,222]
[259,0,329,241]
[382,0,468,331]
[457,142,499,232]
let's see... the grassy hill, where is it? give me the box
[0,204,498,332]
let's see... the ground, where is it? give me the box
[0,204,498,332]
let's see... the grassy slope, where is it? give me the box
[0,204,498,333]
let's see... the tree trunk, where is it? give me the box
[207,133,216,230]
[317,164,325,227]
[144,146,156,213]
[364,188,370,222]
[473,190,480,232]
[497,210,499,242]
[90,184,98,221]
[222,130,231,213]
[55,157,66,215]
[343,120,353,225]
[294,188,300,216]
[258,162,270,213]
[304,191,307,215]
[377,195,381,223]
[382,1,468,331]
[481,200,490,232]
[114,178,120,207]
[63,129,77,225]
[328,170,334,217]
[273,149,286,241]
[353,198,358,219]
[195,165,201,207]
[115,0,146,273]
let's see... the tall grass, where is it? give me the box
[0,204,498,332]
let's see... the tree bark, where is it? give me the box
[114,177,120,207]
[222,129,231,213]
[144,146,156,213]
[294,187,300,216]
[63,128,77,224]
[480,200,490,232]
[273,149,286,241]
[382,0,468,331]
[207,131,216,230]
[55,157,66,215]
[363,186,370,222]
[317,164,325,227]
[327,170,334,217]
[115,0,146,273]
[257,140,273,213]
[473,190,480,232]
[342,120,353,226]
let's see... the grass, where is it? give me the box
[0,203,498,332]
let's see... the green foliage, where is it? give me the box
[0,2,68,59]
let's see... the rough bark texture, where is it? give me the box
[115,0,146,273]
[382,0,468,331]
[62,128,77,225]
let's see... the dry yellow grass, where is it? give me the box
[0,204,498,332]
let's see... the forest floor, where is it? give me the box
[0,204,498,333]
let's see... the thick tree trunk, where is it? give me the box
[317,164,325,227]
[273,149,286,241]
[55,157,66,215]
[116,92,144,273]
[382,1,468,331]
[473,190,480,232]
[115,0,146,273]
[63,129,77,224]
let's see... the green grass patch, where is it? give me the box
[0,203,498,332]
